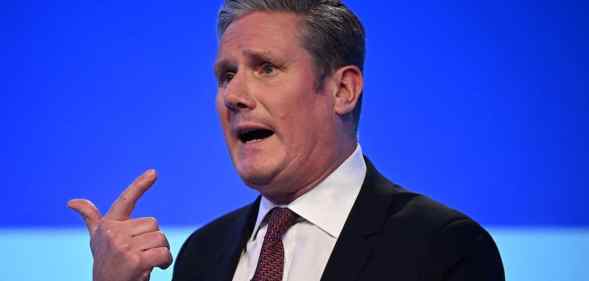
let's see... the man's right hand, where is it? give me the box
[68,169,173,281]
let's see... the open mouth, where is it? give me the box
[238,128,275,143]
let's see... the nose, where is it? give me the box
[222,72,256,112]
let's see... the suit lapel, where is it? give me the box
[320,158,398,281]
[214,197,261,281]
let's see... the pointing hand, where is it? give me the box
[68,169,172,281]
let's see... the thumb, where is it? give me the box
[68,199,102,234]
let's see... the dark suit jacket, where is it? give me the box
[172,159,505,281]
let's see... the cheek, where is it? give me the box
[269,84,316,118]
[276,99,322,147]
[215,93,234,144]
[215,91,224,114]
[216,93,229,125]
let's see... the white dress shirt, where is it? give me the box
[231,144,367,281]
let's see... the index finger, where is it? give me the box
[105,169,157,220]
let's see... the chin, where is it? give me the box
[235,162,277,188]
[231,144,288,188]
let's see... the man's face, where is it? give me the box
[215,12,341,200]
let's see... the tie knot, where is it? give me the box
[265,207,298,241]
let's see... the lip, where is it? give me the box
[232,121,275,143]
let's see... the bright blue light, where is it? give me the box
[0,228,587,281]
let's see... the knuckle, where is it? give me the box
[166,249,173,261]
[158,247,170,256]
[162,252,173,268]
[107,233,131,252]
[129,255,144,269]
[126,253,143,269]
[150,247,165,258]
[113,239,131,253]
[96,220,117,238]
[155,231,168,245]
[146,217,159,230]
[156,247,172,263]
[95,221,107,233]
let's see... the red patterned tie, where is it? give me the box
[251,207,298,281]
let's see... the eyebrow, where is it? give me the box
[242,49,276,64]
[214,49,278,77]
[213,59,233,79]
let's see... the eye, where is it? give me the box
[224,72,236,82]
[218,71,236,87]
[259,62,278,76]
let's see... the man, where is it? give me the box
[69,1,505,281]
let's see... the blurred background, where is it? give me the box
[1,0,587,280]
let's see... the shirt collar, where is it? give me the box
[252,144,367,240]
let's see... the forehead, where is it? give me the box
[217,11,305,61]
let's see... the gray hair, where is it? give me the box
[217,0,365,132]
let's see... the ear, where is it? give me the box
[331,65,363,116]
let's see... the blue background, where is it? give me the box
[0,1,587,280]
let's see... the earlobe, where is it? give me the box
[333,66,363,116]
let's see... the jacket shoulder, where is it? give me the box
[363,157,471,232]
[377,187,504,280]
[185,204,253,245]
[172,202,257,281]
[362,160,503,279]
[389,191,471,232]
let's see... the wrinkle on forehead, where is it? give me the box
[216,11,304,61]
